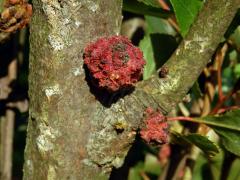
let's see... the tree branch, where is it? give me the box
[138,0,240,113]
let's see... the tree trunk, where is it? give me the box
[23,0,240,179]
[24,0,122,179]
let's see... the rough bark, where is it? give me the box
[24,0,122,179]
[24,0,240,179]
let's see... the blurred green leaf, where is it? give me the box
[171,132,219,156]
[140,16,177,79]
[0,0,6,12]
[183,167,192,180]
[192,149,224,180]
[227,158,240,180]
[213,128,240,157]
[140,35,155,79]
[170,0,203,37]
[191,82,203,99]
[208,149,224,180]
[140,34,177,79]
[195,110,240,131]
[185,134,219,156]
[234,64,240,78]
[192,154,207,180]
[137,0,160,7]
[222,66,235,92]
[128,154,161,179]
[145,15,176,35]
[144,153,161,175]
[128,169,142,180]
[123,0,172,18]
[128,162,144,180]
[190,110,240,156]
[229,50,238,62]
[229,26,240,50]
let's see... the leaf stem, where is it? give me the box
[167,112,240,131]
[158,0,180,32]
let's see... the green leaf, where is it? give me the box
[170,0,203,37]
[0,0,5,12]
[140,34,177,79]
[213,128,240,156]
[192,151,224,180]
[229,26,240,51]
[171,132,219,156]
[192,110,240,132]
[137,0,161,8]
[184,134,219,156]
[140,35,155,79]
[191,82,203,99]
[128,162,144,180]
[189,110,240,156]
[222,66,235,92]
[128,169,142,180]
[234,64,240,78]
[192,154,207,180]
[228,158,240,180]
[145,15,176,35]
[144,153,161,175]
[140,16,177,79]
[123,0,172,18]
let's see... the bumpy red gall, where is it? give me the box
[140,107,169,144]
[83,36,146,92]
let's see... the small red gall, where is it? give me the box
[83,35,146,92]
[140,107,169,144]
[158,144,171,165]
[159,66,169,78]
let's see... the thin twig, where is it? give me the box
[0,55,17,180]
[158,0,180,32]
[158,0,170,10]
[1,110,15,180]
[210,89,235,114]
[167,116,195,122]
[140,171,151,180]
[216,105,240,114]
[216,44,228,101]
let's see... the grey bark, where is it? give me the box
[23,0,240,179]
